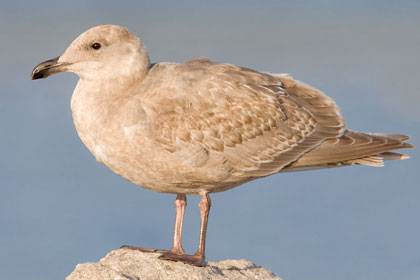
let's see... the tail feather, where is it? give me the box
[282,129,413,172]
[373,133,411,141]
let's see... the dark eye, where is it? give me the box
[91,43,101,50]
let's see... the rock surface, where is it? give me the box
[66,248,282,280]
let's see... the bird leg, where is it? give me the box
[122,193,211,267]
[170,194,187,254]
[121,194,187,254]
[159,193,211,266]
[196,193,211,258]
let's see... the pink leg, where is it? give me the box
[195,193,211,258]
[123,193,212,267]
[160,193,211,266]
[121,194,186,254]
[170,194,186,254]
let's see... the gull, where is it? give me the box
[31,25,413,266]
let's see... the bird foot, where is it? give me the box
[120,245,205,266]
[120,245,168,254]
[159,251,205,267]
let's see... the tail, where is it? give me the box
[282,130,414,172]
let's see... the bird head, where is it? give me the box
[31,25,150,82]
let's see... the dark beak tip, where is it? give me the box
[30,56,60,81]
[31,67,48,80]
[31,71,42,80]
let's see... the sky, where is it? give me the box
[1,1,419,279]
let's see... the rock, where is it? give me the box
[66,248,282,280]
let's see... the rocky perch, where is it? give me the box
[66,248,282,280]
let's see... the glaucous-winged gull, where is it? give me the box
[31,25,413,266]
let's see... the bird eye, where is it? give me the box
[91,43,101,50]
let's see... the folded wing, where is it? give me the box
[139,58,349,182]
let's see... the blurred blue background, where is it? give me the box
[1,1,419,279]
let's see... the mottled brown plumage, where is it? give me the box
[31,25,413,266]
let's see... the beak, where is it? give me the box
[31,56,69,80]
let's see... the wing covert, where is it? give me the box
[137,58,345,179]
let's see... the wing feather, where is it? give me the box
[138,59,346,181]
